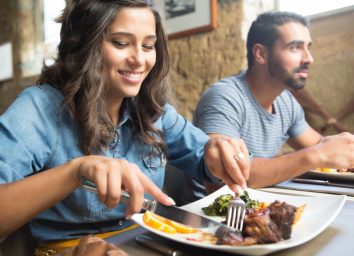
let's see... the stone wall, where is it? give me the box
[305,8,354,133]
[168,0,273,120]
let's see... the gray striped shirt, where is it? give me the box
[176,71,309,204]
[193,71,309,157]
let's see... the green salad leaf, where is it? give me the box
[202,194,233,216]
[202,191,260,216]
[240,191,260,209]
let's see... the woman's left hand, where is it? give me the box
[204,135,250,192]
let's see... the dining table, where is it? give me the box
[105,182,354,256]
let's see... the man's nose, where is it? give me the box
[303,48,314,65]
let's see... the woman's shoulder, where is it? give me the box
[4,84,65,120]
[20,84,63,104]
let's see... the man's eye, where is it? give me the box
[290,45,301,51]
[113,41,128,48]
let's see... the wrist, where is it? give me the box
[67,157,83,187]
[303,145,323,169]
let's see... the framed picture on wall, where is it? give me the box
[154,0,217,39]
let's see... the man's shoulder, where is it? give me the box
[206,72,246,96]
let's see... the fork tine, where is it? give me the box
[226,194,246,231]
[239,206,246,230]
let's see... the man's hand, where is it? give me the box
[315,132,354,169]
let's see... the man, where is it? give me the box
[178,11,354,204]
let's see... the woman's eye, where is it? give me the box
[143,44,155,50]
[113,41,128,48]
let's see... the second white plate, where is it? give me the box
[303,170,354,182]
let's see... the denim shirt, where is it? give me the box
[0,84,212,243]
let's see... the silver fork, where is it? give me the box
[226,192,246,231]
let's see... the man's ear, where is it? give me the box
[253,44,268,64]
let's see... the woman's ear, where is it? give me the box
[253,44,268,65]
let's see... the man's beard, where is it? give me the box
[268,56,308,90]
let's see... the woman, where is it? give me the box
[0,0,249,253]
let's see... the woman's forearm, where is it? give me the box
[0,160,80,238]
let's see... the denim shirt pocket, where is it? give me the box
[141,154,166,188]
[142,154,166,172]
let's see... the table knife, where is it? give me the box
[81,178,232,233]
[136,235,182,256]
[292,178,354,189]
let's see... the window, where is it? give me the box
[43,0,66,65]
[276,0,354,16]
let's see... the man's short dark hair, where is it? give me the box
[247,11,309,68]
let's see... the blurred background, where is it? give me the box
[0,0,353,136]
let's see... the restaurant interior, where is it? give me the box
[0,0,353,255]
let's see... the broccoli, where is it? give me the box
[202,194,233,216]
[240,191,260,209]
[202,191,260,216]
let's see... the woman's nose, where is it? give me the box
[127,48,144,67]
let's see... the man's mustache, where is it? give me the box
[293,64,310,73]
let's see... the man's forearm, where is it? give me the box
[247,146,319,188]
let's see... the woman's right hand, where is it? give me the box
[73,156,175,217]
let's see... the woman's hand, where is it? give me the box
[58,235,128,256]
[73,156,174,217]
[204,135,250,192]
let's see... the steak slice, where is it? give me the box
[215,226,257,246]
[244,208,282,243]
[268,200,296,239]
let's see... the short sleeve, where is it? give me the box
[0,86,59,183]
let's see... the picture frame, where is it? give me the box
[155,0,217,40]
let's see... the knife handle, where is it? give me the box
[136,235,182,256]
[81,178,157,210]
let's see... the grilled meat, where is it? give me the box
[216,201,297,245]
[216,226,257,246]
[244,208,282,243]
[268,200,296,239]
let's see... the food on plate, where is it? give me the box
[142,192,305,246]
[143,211,198,234]
[202,194,233,216]
[216,200,299,245]
[316,167,354,173]
[202,191,264,216]
[203,192,305,245]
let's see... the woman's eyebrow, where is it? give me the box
[110,31,157,40]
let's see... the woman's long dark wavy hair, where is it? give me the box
[37,0,172,156]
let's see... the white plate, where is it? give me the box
[131,186,346,256]
[304,170,354,182]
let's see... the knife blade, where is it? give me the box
[292,178,354,189]
[81,178,233,233]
